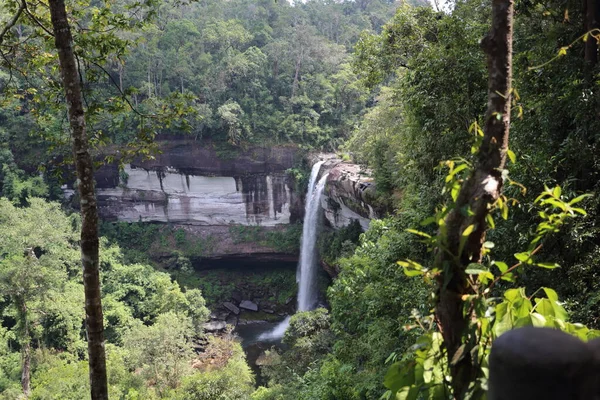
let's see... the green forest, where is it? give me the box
[1,0,599,399]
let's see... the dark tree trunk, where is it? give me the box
[434,0,514,398]
[584,0,599,67]
[47,1,108,399]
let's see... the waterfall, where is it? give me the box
[258,161,326,340]
[297,170,327,311]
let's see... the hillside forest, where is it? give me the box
[0,0,600,399]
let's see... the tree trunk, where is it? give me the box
[434,0,514,397]
[47,1,108,399]
[16,296,30,397]
[292,58,301,98]
[584,0,599,67]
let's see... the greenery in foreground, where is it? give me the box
[0,198,255,399]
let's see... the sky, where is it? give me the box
[429,0,453,13]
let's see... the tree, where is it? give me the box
[432,0,514,396]
[0,198,80,396]
[47,0,108,397]
[584,0,599,67]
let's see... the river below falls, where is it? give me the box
[235,319,289,386]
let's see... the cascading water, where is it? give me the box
[296,171,328,311]
[258,161,326,340]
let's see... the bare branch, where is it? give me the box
[87,59,157,119]
[23,0,54,37]
[0,0,26,46]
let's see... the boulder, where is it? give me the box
[210,310,230,321]
[223,301,240,315]
[226,315,238,327]
[204,320,227,332]
[239,300,259,311]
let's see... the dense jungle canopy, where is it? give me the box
[0,0,599,399]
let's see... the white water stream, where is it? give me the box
[258,161,326,340]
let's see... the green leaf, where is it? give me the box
[504,288,525,303]
[403,269,424,277]
[542,287,558,301]
[531,313,547,327]
[384,361,415,393]
[458,224,476,256]
[406,229,431,239]
[465,264,487,275]
[552,186,561,198]
[514,252,531,262]
[501,202,509,220]
[507,149,516,164]
[534,298,555,318]
[534,262,560,269]
[568,194,592,205]
[420,216,437,226]
[485,213,496,229]
[493,261,509,273]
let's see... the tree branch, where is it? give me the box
[88,59,156,119]
[0,0,26,46]
[23,0,54,38]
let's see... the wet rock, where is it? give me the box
[226,315,238,327]
[204,320,227,332]
[285,297,294,305]
[210,310,230,321]
[223,302,240,315]
[263,308,274,314]
[240,300,259,311]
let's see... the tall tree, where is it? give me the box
[584,0,599,67]
[433,0,514,397]
[47,0,108,398]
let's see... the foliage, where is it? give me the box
[171,336,255,400]
[100,222,214,264]
[387,183,600,398]
[318,218,363,265]
[177,266,297,307]
[228,224,302,254]
[257,309,335,400]
[0,0,399,182]
[0,197,218,399]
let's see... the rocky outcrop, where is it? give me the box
[313,155,381,231]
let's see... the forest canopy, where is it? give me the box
[1,0,600,399]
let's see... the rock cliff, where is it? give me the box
[64,140,302,227]
[316,156,381,231]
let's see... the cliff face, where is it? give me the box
[65,141,302,227]
[63,143,382,262]
[317,157,381,231]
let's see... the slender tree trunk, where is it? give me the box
[118,62,124,92]
[48,1,108,399]
[16,296,30,397]
[584,0,599,67]
[434,0,514,398]
[292,52,302,98]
